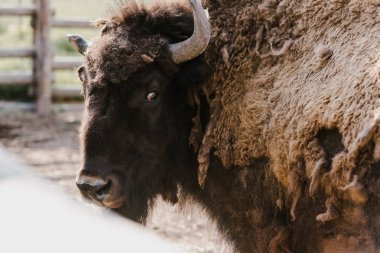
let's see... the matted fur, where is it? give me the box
[201,0,380,252]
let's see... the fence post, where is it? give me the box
[34,0,52,115]
[31,0,37,98]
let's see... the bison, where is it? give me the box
[68,0,380,252]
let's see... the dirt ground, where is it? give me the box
[0,101,232,253]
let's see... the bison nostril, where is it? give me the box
[76,174,123,208]
[95,180,112,199]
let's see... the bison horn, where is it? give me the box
[66,34,90,56]
[168,0,211,64]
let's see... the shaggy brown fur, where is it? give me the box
[75,0,380,252]
[200,0,380,251]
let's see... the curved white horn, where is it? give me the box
[168,0,211,64]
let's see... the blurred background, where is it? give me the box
[0,1,232,252]
[0,0,107,100]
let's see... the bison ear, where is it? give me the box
[66,34,90,56]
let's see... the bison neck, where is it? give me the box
[177,154,290,253]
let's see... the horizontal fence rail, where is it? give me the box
[53,19,94,28]
[0,73,34,85]
[0,6,36,16]
[0,48,36,58]
[0,6,55,16]
[52,86,81,97]
[52,57,83,70]
[0,0,94,114]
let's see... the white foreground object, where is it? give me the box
[0,147,185,253]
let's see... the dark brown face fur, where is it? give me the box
[78,55,210,222]
[73,2,213,222]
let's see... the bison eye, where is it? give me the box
[145,90,160,103]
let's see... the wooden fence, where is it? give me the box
[0,0,93,115]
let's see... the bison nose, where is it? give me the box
[75,173,125,208]
[76,175,111,200]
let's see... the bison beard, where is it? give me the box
[71,0,380,252]
[114,184,150,223]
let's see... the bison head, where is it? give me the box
[69,0,211,222]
